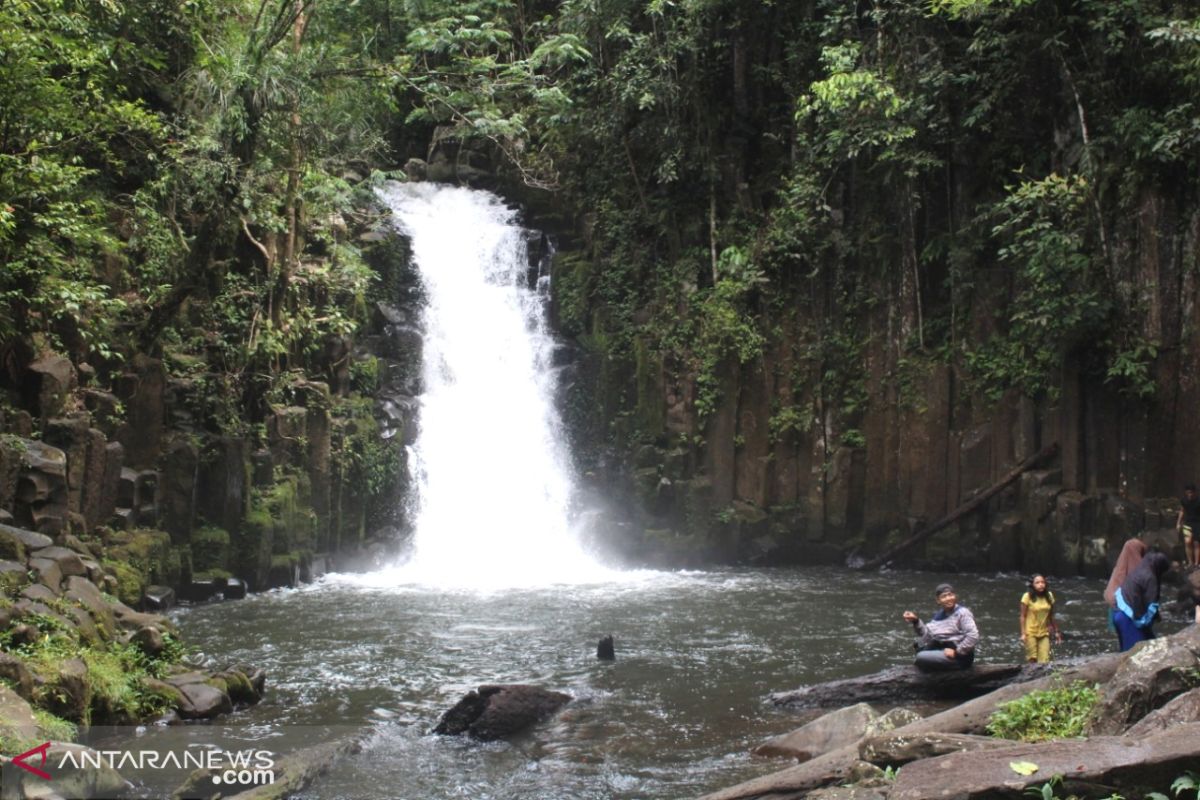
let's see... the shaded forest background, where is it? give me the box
[2,0,1198,573]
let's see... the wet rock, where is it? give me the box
[770,663,1044,709]
[1086,625,1200,735]
[142,584,176,611]
[182,578,222,603]
[597,635,615,661]
[223,577,248,600]
[434,684,571,741]
[168,675,233,720]
[216,669,261,706]
[754,703,878,762]
[889,722,1200,800]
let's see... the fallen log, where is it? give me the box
[770,663,1050,709]
[857,442,1058,570]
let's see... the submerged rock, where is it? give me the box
[434,684,571,741]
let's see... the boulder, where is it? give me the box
[0,684,39,745]
[64,576,116,635]
[130,626,166,657]
[700,743,864,800]
[172,733,362,800]
[889,722,1200,800]
[1086,625,1200,735]
[21,583,57,602]
[0,523,52,551]
[1126,687,1200,736]
[434,684,571,741]
[0,653,35,700]
[31,545,88,578]
[859,731,1015,766]
[26,355,76,419]
[0,558,30,594]
[223,577,248,600]
[142,585,176,611]
[29,557,64,591]
[168,676,233,720]
[0,527,27,562]
[754,703,878,761]
[864,707,923,736]
[49,658,91,722]
[23,742,127,800]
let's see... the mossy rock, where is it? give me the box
[0,530,26,563]
[101,559,145,608]
[190,526,231,573]
[0,563,29,598]
[106,528,183,594]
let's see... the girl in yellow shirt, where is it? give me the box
[1019,574,1063,663]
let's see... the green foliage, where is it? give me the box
[987,681,1099,742]
[4,613,183,725]
[32,709,76,743]
[966,174,1108,400]
[332,398,402,497]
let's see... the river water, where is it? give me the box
[149,566,1159,800]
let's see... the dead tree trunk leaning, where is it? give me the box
[857,442,1059,571]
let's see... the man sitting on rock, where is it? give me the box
[902,583,979,671]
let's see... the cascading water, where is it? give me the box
[374,182,611,588]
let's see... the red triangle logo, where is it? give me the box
[12,742,51,780]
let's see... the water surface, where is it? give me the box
[152,566,1157,800]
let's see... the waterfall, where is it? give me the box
[375,182,611,588]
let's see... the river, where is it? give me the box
[123,566,1159,799]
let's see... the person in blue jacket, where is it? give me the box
[1112,550,1171,652]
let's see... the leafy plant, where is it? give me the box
[987,681,1099,742]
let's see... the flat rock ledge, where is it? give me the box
[434,684,571,741]
[770,663,1050,709]
[703,627,1200,800]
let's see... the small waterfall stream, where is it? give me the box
[373,183,611,588]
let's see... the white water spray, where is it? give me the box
[373,182,612,589]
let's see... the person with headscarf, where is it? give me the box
[1112,550,1171,652]
[902,583,979,671]
[1104,538,1148,640]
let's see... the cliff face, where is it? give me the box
[549,184,1199,573]
[0,225,416,603]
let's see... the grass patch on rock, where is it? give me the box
[986,680,1099,742]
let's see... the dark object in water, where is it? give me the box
[597,635,615,661]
